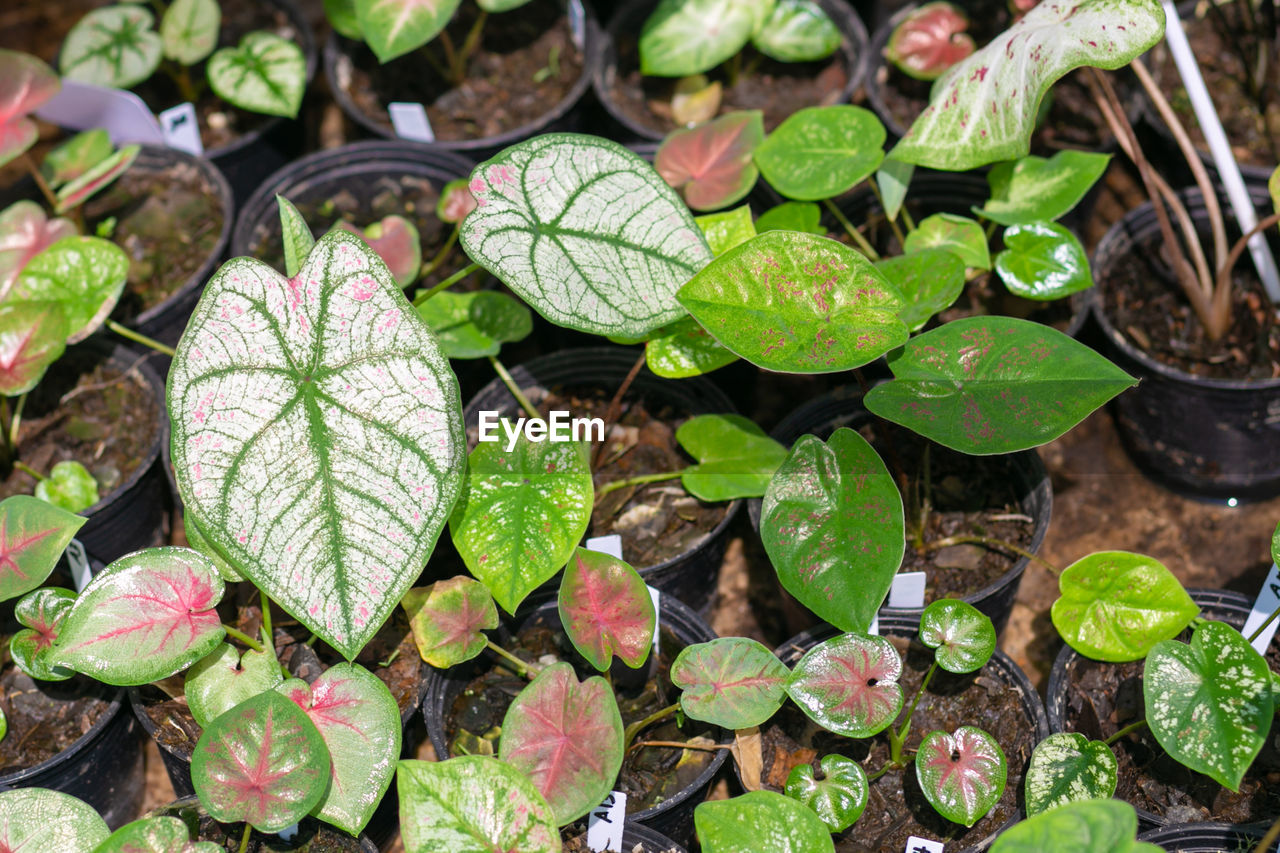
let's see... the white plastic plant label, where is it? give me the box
[584,534,623,559]
[388,102,435,143]
[34,80,165,146]
[568,0,586,51]
[1242,562,1280,654]
[158,102,204,156]
[586,790,626,852]
[906,836,945,853]
[66,539,91,593]
[648,584,661,655]
[870,571,928,634]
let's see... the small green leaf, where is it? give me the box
[0,495,86,602]
[784,754,867,832]
[42,129,114,188]
[11,587,77,681]
[207,32,306,118]
[672,637,789,728]
[752,0,842,63]
[160,0,221,65]
[276,195,315,279]
[184,642,284,727]
[786,632,903,737]
[755,201,824,235]
[11,235,130,343]
[558,547,655,671]
[1024,732,1117,815]
[915,726,1006,826]
[979,151,1112,225]
[354,0,462,62]
[875,248,965,331]
[324,0,363,40]
[902,213,990,270]
[990,799,1159,853]
[35,460,100,513]
[0,788,109,851]
[417,290,533,360]
[919,598,996,673]
[695,790,836,853]
[91,815,221,853]
[676,413,788,501]
[754,105,886,201]
[877,158,914,221]
[645,316,739,378]
[995,221,1093,301]
[54,144,139,213]
[61,6,163,89]
[696,205,757,257]
[639,0,768,77]
[402,576,498,668]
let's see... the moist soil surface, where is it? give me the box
[0,669,114,773]
[757,634,1038,852]
[336,0,584,142]
[150,799,366,852]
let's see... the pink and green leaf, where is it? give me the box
[52,546,226,686]
[558,546,656,672]
[0,201,76,298]
[42,129,115,188]
[886,2,976,80]
[11,587,77,681]
[656,111,764,212]
[499,661,624,825]
[55,144,140,214]
[0,495,86,602]
[191,689,331,832]
[90,815,221,852]
[336,215,422,289]
[10,235,131,343]
[0,50,61,169]
[786,632,903,738]
[184,643,284,727]
[437,178,477,224]
[672,637,790,729]
[916,726,1007,826]
[0,300,68,396]
[402,576,498,668]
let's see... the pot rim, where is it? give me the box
[0,684,128,786]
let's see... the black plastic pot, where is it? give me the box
[560,825,688,853]
[1087,184,1280,502]
[1137,821,1269,852]
[422,593,728,848]
[592,0,869,143]
[150,796,378,852]
[463,346,742,615]
[325,0,600,155]
[748,386,1051,636]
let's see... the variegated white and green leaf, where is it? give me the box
[61,6,163,89]
[160,0,221,65]
[354,0,462,62]
[751,0,842,63]
[639,0,774,77]
[207,32,306,118]
[1024,732,1117,815]
[0,789,109,851]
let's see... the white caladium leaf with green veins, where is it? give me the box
[640,0,776,77]
[168,229,465,659]
[160,0,221,65]
[61,5,163,89]
[891,0,1166,170]
[355,0,463,62]
[207,32,307,118]
[752,0,842,63]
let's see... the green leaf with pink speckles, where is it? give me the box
[402,576,498,667]
[916,726,1007,826]
[786,632,903,737]
[558,546,655,672]
[677,230,907,374]
[864,316,1136,454]
[0,495,86,603]
[761,429,903,634]
[191,689,331,832]
[672,637,789,728]
[11,587,77,681]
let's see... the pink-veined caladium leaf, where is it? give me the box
[52,546,226,686]
[499,661,625,825]
[0,301,69,396]
[0,494,86,603]
[0,788,109,852]
[11,587,77,681]
[786,632,904,738]
[885,2,976,81]
[191,689,331,833]
[672,637,790,729]
[277,662,401,835]
[916,726,1008,826]
[91,815,222,853]
[656,111,765,212]
[10,235,130,343]
[0,50,61,169]
[168,228,465,660]
[558,546,655,672]
[54,144,140,214]
[437,178,477,224]
[184,643,284,727]
[401,575,498,668]
[0,201,76,299]
[335,216,422,289]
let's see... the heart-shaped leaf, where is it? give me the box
[678,230,907,373]
[54,144,139,214]
[991,798,1159,853]
[0,201,76,298]
[278,662,401,834]
[639,0,770,77]
[1024,731,1117,815]
[752,0,842,63]
[207,32,306,118]
[656,111,764,212]
[461,134,712,338]
[754,106,886,201]
[91,816,221,853]
[437,178,477,224]
[11,587,77,681]
[185,642,284,727]
[865,316,1137,454]
[995,221,1093,301]
[916,726,1007,826]
[696,205,758,257]
[920,598,996,673]
[787,632,904,737]
[886,2,975,80]
[676,413,788,501]
[902,213,990,270]
[53,547,226,685]
[336,216,421,289]
[169,229,465,659]
[875,248,965,331]
[416,290,533,360]
[36,460,100,513]
[559,547,655,671]
[0,494,86,603]
[755,201,824,235]
[11,235,130,342]
[0,301,68,396]
[0,788,109,851]
[1051,550,1198,662]
[402,575,498,667]
[672,637,790,728]
[191,689,331,832]
[891,0,1166,170]
[695,790,836,853]
[499,662,624,825]
[645,316,737,378]
[0,50,60,169]
[354,0,463,62]
[1145,620,1273,790]
[161,0,221,65]
[42,129,113,187]
[979,151,1112,225]
[276,195,315,279]
[397,756,560,853]
[785,754,868,832]
[761,429,904,633]
[61,6,163,89]
[449,428,590,615]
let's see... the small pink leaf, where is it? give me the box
[336,216,422,289]
[785,632,904,738]
[0,50,60,169]
[885,2,976,81]
[0,495,85,603]
[437,178,478,224]
[656,111,765,211]
[0,201,76,298]
[558,547,655,672]
[401,576,498,668]
[0,301,69,396]
[916,726,1007,826]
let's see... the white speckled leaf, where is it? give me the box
[168,229,465,659]
[91,816,221,853]
[160,0,220,65]
[460,134,713,338]
[0,788,109,852]
[1024,732,1117,815]
[695,790,835,853]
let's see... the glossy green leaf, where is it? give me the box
[891,0,1166,170]
[752,0,841,62]
[979,151,1111,225]
[865,316,1137,454]
[35,460,100,514]
[1273,521,1280,565]
[1024,732,1117,815]
[182,510,243,583]
[995,221,1093,301]
[0,201,76,298]
[0,495,85,603]
[184,642,284,727]
[754,201,824,235]
[678,230,906,373]
[657,112,764,212]
[499,662,624,825]
[990,798,1159,853]
[695,790,835,853]
[0,301,68,396]
[0,788,109,851]
[416,290,533,360]
[875,248,965,331]
[672,637,789,728]
[916,726,1006,826]
[696,205,758,257]
[11,587,77,681]
[0,51,61,169]
[397,756,560,853]
[761,429,904,633]
[160,0,221,65]
[1051,550,1198,662]
[901,212,990,270]
[1145,621,1273,790]
[639,0,772,77]
[207,32,306,118]
[276,195,315,279]
[437,178,477,224]
[754,105,886,201]
[461,134,712,338]
[645,316,738,378]
[786,632,903,737]
[402,575,498,667]
[354,0,462,62]
[559,547,655,671]
[169,229,465,659]
[477,0,534,11]
[919,598,996,673]
[54,144,139,214]
[92,815,221,853]
[61,6,163,89]
[324,0,364,38]
[191,690,331,832]
[449,429,591,614]
[676,413,788,500]
[11,236,130,343]
[784,754,867,832]
[42,130,113,188]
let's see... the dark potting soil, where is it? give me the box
[758,635,1037,852]
[0,352,160,503]
[337,0,584,142]
[149,800,365,852]
[0,668,114,773]
[444,623,719,817]
[562,832,680,853]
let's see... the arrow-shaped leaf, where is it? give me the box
[402,575,498,668]
[160,0,221,65]
[0,494,86,603]
[695,790,836,853]
[54,144,140,214]
[336,216,421,289]
[754,105,886,201]
[558,546,655,672]
[0,201,76,298]
[277,195,315,279]
[875,248,965,332]
[207,32,306,118]
[672,637,790,729]
[645,315,738,379]
[995,221,1093,301]
[979,151,1112,225]
[354,0,463,63]
[0,50,61,169]
[786,632,904,738]
[916,726,1007,826]
[416,290,533,360]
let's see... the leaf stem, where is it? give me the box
[1249,603,1280,644]
[1254,812,1280,853]
[419,224,460,280]
[488,356,541,420]
[223,624,265,653]
[238,822,251,853]
[896,658,938,745]
[454,10,488,84]
[623,702,680,750]
[920,534,1058,576]
[9,392,26,449]
[258,589,275,661]
[412,261,480,306]
[592,351,647,470]
[866,763,893,783]
[13,461,44,482]
[626,739,732,755]
[596,469,685,501]
[1104,718,1147,746]
[486,639,537,680]
[106,320,176,357]
[23,153,59,211]
[822,199,879,260]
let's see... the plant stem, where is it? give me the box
[412,262,480,306]
[1249,598,1280,644]
[867,177,908,247]
[623,703,680,750]
[921,534,1059,576]
[23,153,58,211]
[486,639,537,679]
[259,589,276,660]
[1255,812,1280,853]
[438,28,460,84]
[13,461,44,482]
[9,393,26,449]
[597,469,685,501]
[627,740,732,755]
[106,320,177,357]
[1216,211,1280,304]
[454,10,488,84]
[488,356,541,420]
[379,648,401,667]
[238,822,251,853]
[419,225,460,279]
[866,763,893,782]
[896,659,938,744]
[1104,718,1148,746]
[223,624,265,653]
[0,397,11,473]
[822,199,880,260]
[591,351,647,469]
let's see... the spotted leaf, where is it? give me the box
[11,587,77,681]
[402,576,498,668]
[645,315,738,378]
[0,201,76,299]
[919,598,996,673]
[1024,732,1117,815]
[207,32,306,118]
[989,798,1161,853]
[695,790,835,853]
[916,726,1007,826]
[559,547,655,671]
[354,0,462,62]
[0,495,85,603]
[784,754,867,832]
[885,2,975,80]
[60,6,163,89]
[336,216,421,289]
[10,235,130,342]
[656,111,764,212]
[672,637,789,729]
[91,815,221,852]
[0,301,68,396]
[754,106,886,201]
[184,643,284,727]
[0,50,60,169]
[786,632,903,737]
[0,788,109,851]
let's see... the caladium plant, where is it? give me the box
[884,2,976,81]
